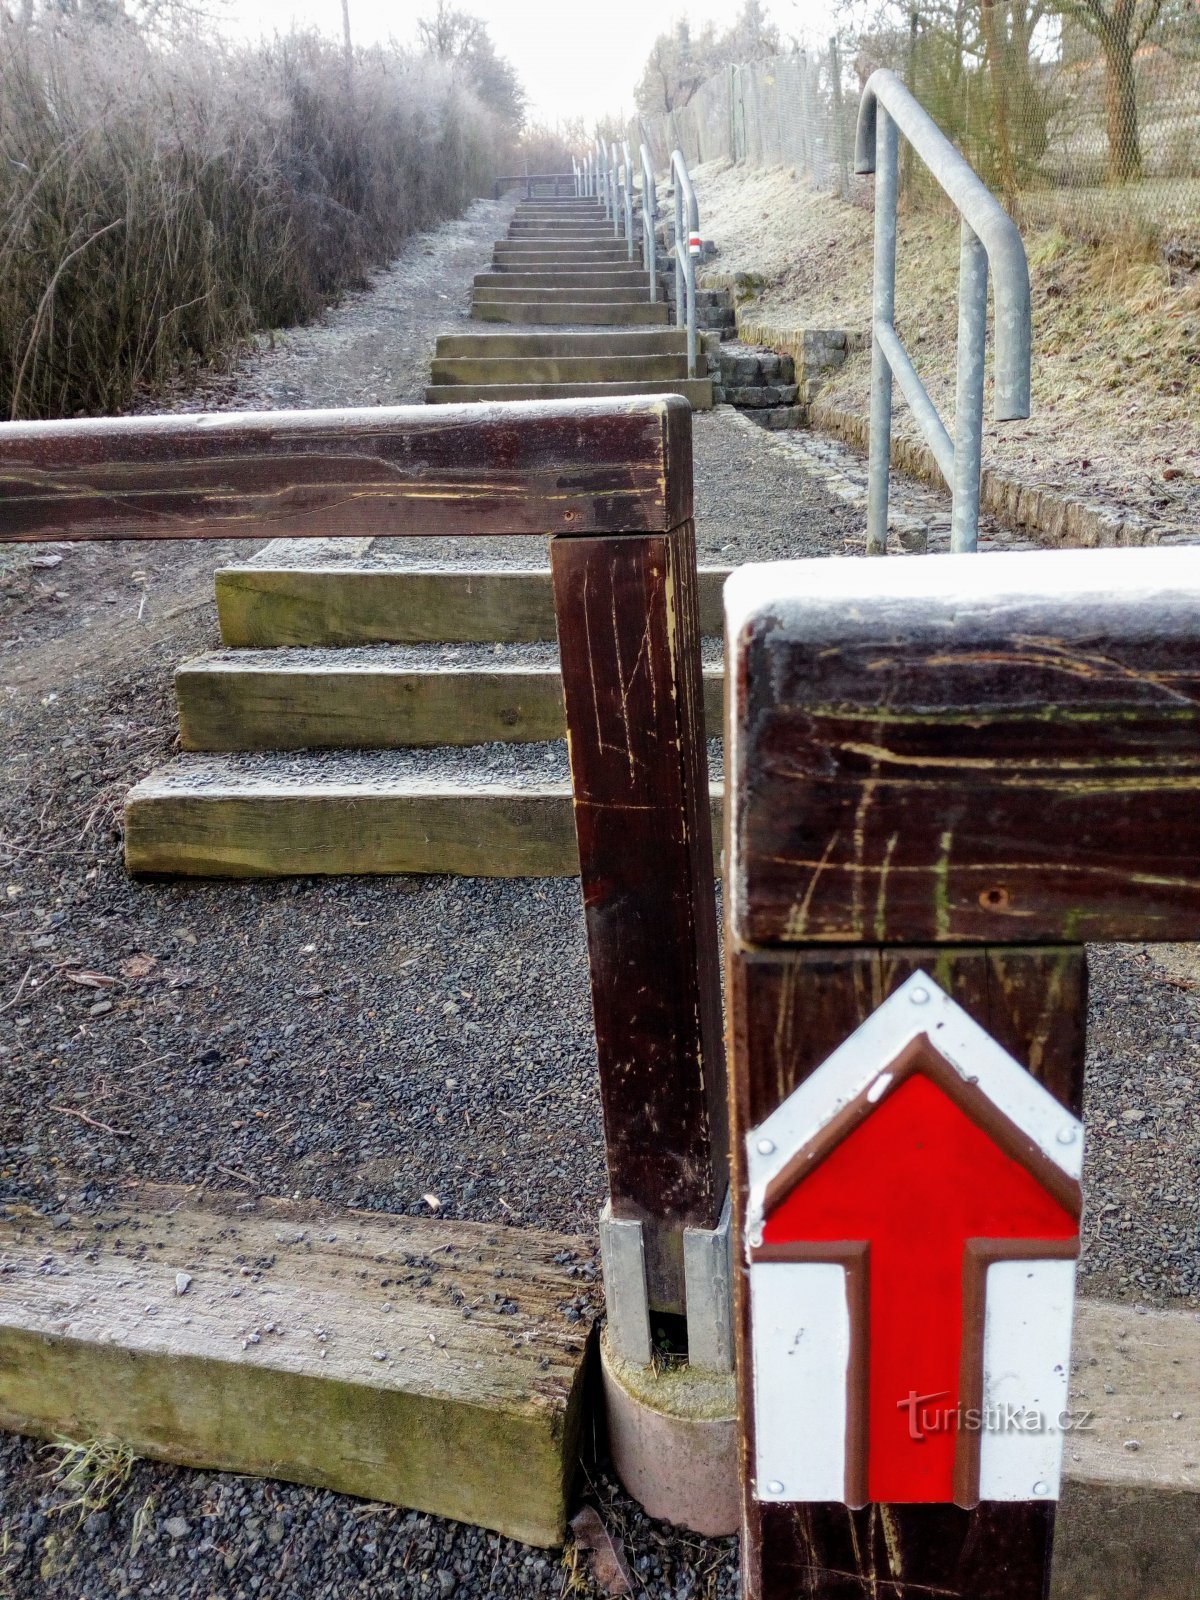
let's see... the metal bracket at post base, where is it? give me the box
[599,1195,734,1373]
[854,68,1031,555]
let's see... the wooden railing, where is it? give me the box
[0,394,725,1316]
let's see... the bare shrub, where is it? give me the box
[0,16,497,418]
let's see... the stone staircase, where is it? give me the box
[425,195,713,409]
[125,196,720,878]
[124,544,728,878]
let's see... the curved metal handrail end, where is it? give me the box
[855,69,1031,422]
[670,149,700,235]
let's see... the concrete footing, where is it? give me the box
[601,1329,739,1537]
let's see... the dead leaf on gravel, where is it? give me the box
[119,953,157,980]
[30,554,63,568]
[422,1193,441,1213]
[65,969,120,989]
[570,1507,633,1596]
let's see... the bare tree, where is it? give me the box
[1052,0,1165,178]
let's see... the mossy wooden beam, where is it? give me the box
[0,1188,599,1546]
[176,657,725,751]
[214,560,732,647]
[124,769,726,878]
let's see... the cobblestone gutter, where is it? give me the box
[735,308,1179,549]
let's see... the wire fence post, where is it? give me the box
[830,37,850,200]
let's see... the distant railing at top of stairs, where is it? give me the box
[575,140,701,380]
[492,172,575,200]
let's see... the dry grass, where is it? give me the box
[41,1437,135,1524]
[0,18,497,420]
[694,160,1200,527]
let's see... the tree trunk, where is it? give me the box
[1100,25,1142,182]
[981,0,1018,200]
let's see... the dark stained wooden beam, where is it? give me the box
[726,547,1200,947]
[552,521,726,1313]
[0,397,691,544]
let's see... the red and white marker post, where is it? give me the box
[725,547,1200,1599]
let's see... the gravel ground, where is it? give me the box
[2,192,1197,1599]
[181,639,728,671]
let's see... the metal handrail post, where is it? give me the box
[630,140,640,259]
[597,141,609,218]
[640,143,658,301]
[609,143,621,238]
[952,223,989,553]
[670,148,699,380]
[865,107,898,557]
[856,68,1031,554]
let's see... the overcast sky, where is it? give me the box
[219,0,841,127]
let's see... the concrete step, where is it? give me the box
[470,301,670,326]
[434,330,688,358]
[493,260,636,275]
[429,355,689,385]
[495,241,630,254]
[175,645,724,751]
[497,241,631,253]
[124,748,725,878]
[476,270,649,289]
[508,224,614,236]
[472,286,650,304]
[214,550,733,648]
[426,377,713,407]
[513,207,604,220]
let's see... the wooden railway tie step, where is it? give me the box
[0,1187,597,1546]
[212,544,732,648]
[174,647,725,752]
[123,751,725,879]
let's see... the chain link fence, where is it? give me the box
[637,8,1200,249]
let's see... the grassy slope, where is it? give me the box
[693,158,1200,532]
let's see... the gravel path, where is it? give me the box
[2,193,1197,1599]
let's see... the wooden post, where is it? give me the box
[725,548,1200,1599]
[552,519,726,1312]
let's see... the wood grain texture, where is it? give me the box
[552,522,726,1312]
[175,656,725,751]
[125,767,728,878]
[125,773,584,878]
[214,561,733,647]
[755,1501,1055,1600]
[0,396,691,544]
[728,547,1200,947]
[0,1186,598,1546]
[728,946,1085,1600]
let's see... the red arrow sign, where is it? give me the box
[759,1040,1079,1504]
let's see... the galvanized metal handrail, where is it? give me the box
[855,68,1031,555]
[597,139,610,219]
[671,149,700,380]
[608,142,621,239]
[621,141,635,261]
[640,143,658,303]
